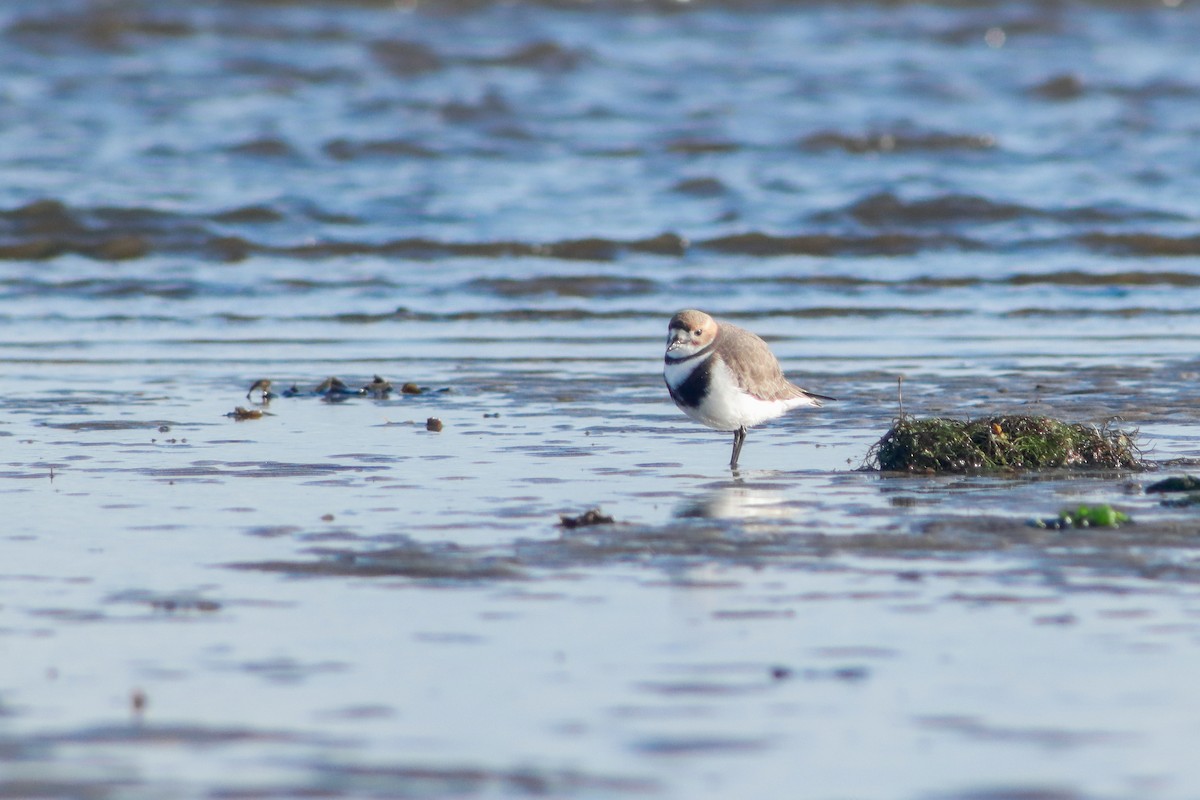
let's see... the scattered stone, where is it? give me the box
[559,508,615,529]
[402,382,423,394]
[227,406,263,421]
[1146,475,1200,493]
[426,417,444,432]
[1159,493,1200,508]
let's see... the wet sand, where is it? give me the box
[5,360,1200,799]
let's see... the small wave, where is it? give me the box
[715,271,1200,290]
[16,278,212,300]
[0,200,235,261]
[799,130,996,154]
[468,41,589,70]
[5,199,1191,266]
[1030,73,1086,101]
[381,306,963,324]
[275,233,686,261]
[823,192,1187,227]
[671,177,728,197]
[665,138,740,155]
[224,138,300,159]
[8,7,193,51]
[935,16,1066,47]
[371,38,589,78]
[222,58,355,86]
[1008,270,1200,287]
[323,138,439,161]
[699,231,976,256]
[466,275,659,298]
[835,192,1027,225]
[1081,233,1200,256]
[0,199,986,262]
[209,206,286,224]
[438,90,512,123]
[0,236,150,261]
[1004,307,1200,318]
[369,40,443,75]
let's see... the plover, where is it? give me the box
[246,378,275,402]
[663,309,832,468]
[362,375,393,398]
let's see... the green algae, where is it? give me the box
[866,415,1144,473]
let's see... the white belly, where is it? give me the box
[666,357,813,432]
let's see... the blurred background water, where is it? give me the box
[5,1,1200,798]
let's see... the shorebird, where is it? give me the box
[663,309,832,468]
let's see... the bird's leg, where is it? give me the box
[729,426,747,469]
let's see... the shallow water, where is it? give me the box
[6,0,1200,798]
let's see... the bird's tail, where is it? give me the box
[792,385,835,406]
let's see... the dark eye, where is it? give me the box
[693,329,702,336]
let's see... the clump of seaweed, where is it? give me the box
[864,415,1143,473]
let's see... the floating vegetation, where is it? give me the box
[865,415,1143,473]
[1032,504,1132,530]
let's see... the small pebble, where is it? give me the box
[426,417,444,432]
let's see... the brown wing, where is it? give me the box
[717,321,829,404]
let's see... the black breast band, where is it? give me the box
[667,354,713,408]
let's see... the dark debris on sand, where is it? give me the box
[1146,475,1200,493]
[559,508,615,529]
[864,414,1144,473]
